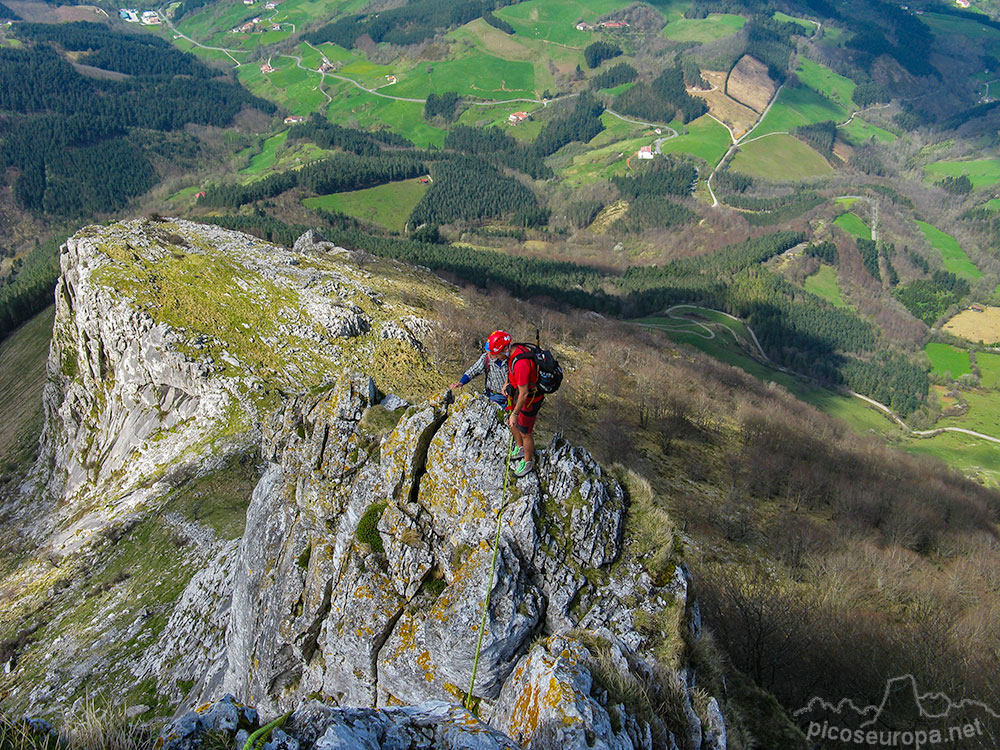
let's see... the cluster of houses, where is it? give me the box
[574,20,629,31]
[118,8,161,24]
[508,111,529,124]
[284,115,306,124]
[233,17,280,33]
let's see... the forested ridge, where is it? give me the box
[0,23,274,217]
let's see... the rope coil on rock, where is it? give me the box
[465,433,515,712]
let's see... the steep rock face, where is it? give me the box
[3,220,723,749]
[211,374,705,748]
[1,219,454,713]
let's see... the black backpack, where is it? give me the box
[510,343,563,394]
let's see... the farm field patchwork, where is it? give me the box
[662,14,745,43]
[730,133,831,180]
[303,178,430,233]
[795,57,855,109]
[914,220,981,280]
[803,264,846,308]
[925,342,972,378]
[834,211,871,240]
[923,158,1000,189]
[943,306,1000,343]
[748,83,847,139]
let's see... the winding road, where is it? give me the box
[646,305,1000,445]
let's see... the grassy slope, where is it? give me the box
[977,351,1000,389]
[795,57,855,110]
[803,264,846,308]
[730,134,831,179]
[925,342,972,378]
[658,115,731,166]
[834,211,871,240]
[303,178,429,233]
[0,307,52,467]
[923,158,1000,189]
[748,83,847,139]
[662,14,745,42]
[839,117,896,145]
[914,220,982,280]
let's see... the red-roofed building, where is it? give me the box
[508,111,529,124]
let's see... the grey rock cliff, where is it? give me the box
[3,220,724,750]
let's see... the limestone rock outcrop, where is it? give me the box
[2,220,726,750]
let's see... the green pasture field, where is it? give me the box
[601,81,637,96]
[818,24,848,45]
[839,117,897,145]
[939,389,1000,437]
[338,58,397,88]
[977,351,1000,389]
[924,158,1000,189]
[984,198,1000,211]
[657,115,731,166]
[457,101,543,133]
[803,264,846,308]
[730,134,831,180]
[795,57,855,109]
[390,52,535,100]
[557,133,653,186]
[914,220,982,280]
[834,211,871,240]
[242,131,288,175]
[902,431,999,488]
[662,14,745,43]
[0,307,52,463]
[834,196,859,209]
[303,178,429,233]
[594,111,651,143]
[748,83,847,139]
[238,57,328,113]
[323,82,446,147]
[774,11,817,32]
[166,185,201,207]
[241,142,332,183]
[495,0,632,46]
[925,342,972,378]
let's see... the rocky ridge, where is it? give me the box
[0,220,726,750]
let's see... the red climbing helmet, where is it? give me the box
[485,330,512,354]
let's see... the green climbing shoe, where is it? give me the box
[509,445,524,461]
[513,458,534,477]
